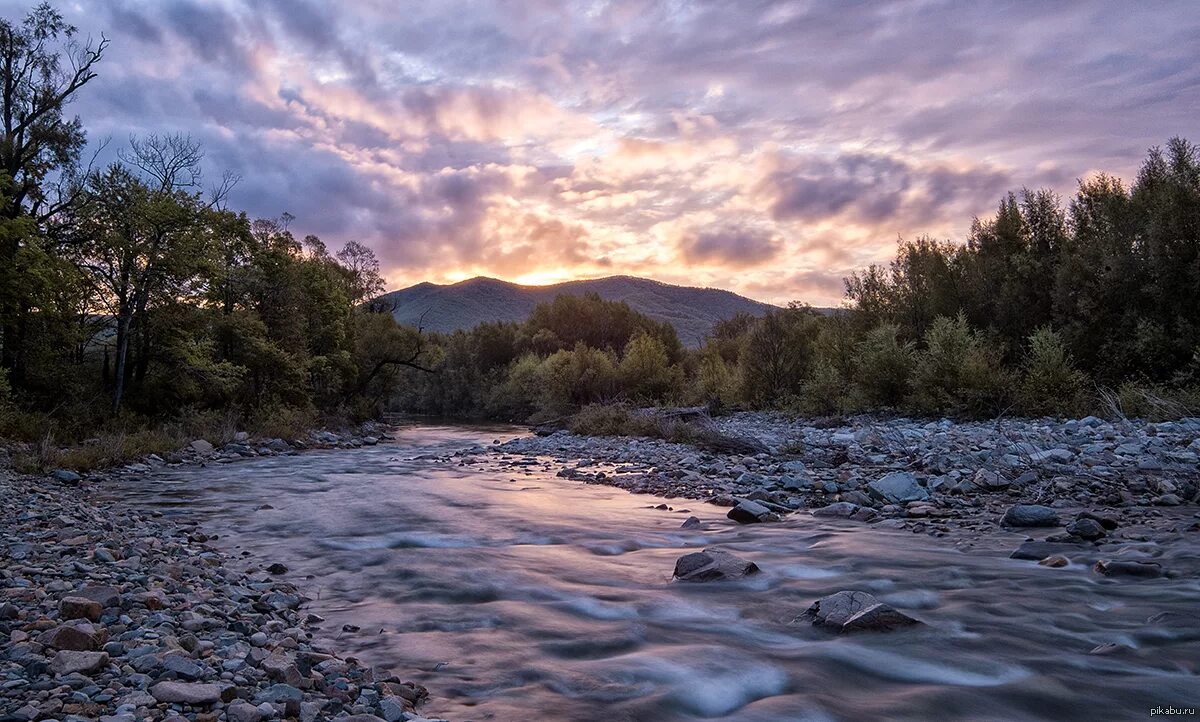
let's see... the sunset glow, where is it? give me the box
[36,0,1200,305]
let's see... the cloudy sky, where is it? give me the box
[18,1,1200,304]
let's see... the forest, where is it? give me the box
[2,3,1198,472]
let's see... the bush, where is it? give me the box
[799,360,853,415]
[695,347,738,410]
[1018,327,1090,416]
[910,314,1012,416]
[854,324,914,407]
[535,343,619,419]
[738,309,819,408]
[619,331,677,402]
[569,404,656,437]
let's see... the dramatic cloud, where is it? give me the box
[5,0,1196,303]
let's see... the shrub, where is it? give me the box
[536,343,619,419]
[695,347,738,410]
[619,331,677,402]
[1018,327,1090,416]
[854,323,914,407]
[909,314,1012,416]
[799,360,853,415]
[569,404,656,437]
[738,309,819,408]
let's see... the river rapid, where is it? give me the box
[104,424,1200,721]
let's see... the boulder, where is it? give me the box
[226,701,265,722]
[76,585,121,609]
[798,590,922,633]
[59,596,103,621]
[150,681,231,705]
[50,650,108,675]
[1001,504,1060,527]
[1010,541,1082,560]
[726,499,778,524]
[1094,560,1165,579]
[1038,555,1070,567]
[867,472,928,504]
[38,622,108,651]
[812,502,878,522]
[254,683,303,717]
[679,516,701,529]
[1066,518,1106,540]
[673,549,760,582]
[51,469,81,484]
[189,439,215,455]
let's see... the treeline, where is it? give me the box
[394,138,1200,423]
[0,4,428,464]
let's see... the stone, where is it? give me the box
[1155,493,1182,506]
[679,516,701,529]
[59,596,103,621]
[189,439,215,454]
[798,590,922,633]
[266,562,289,574]
[812,502,878,522]
[1010,541,1084,561]
[1001,504,1060,527]
[726,498,778,524]
[867,472,928,504]
[1030,448,1074,464]
[38,622,108,651]
[255,684,303,717]
[226,701,265,722]
[50,650,108,675]
[162,652,205,680]
[1066,517,1106,540]
[1094,560,1165,579]
[51,469,82,483]
[969,468,1009,491]
[673,549,760,582]
[149,681,230,705]
[342,716,387,722]
[76,585,121,609]
[379,697,408,722]
[1038,555,1070,567]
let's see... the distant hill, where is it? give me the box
[375,275,788,345]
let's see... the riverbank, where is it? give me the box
[478,411,1200,542]
[0,468,442,722]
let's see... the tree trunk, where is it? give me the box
[112,311,131,414]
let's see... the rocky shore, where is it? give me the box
[0,425,442,722]
[477,411,1200,547]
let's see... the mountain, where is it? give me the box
[375,275,783,346]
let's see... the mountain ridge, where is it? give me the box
[376,275,789,345]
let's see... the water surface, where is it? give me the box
[107,425,1200,721]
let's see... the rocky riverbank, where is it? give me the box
[0,462,442,721]
[472,412,1200,548]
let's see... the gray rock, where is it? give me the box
[1066,517,1106,540]
[1001,504,1060,527]
[59,596,103,621]
[75,585,121,609]
[679,516,701,529]
[1094,560,1165,579]
[1010,541,1085,561]
[255,683,303,717]
[673,549,760,582]
[51,469,82,483]
[798,590,922,632]
[189,439,214,455]
[227,701,265,722]
[1030,448,1074,464]
[726,498,778,524]
[50,650,108,675]
[867,472,928,504]
[150,681,230,705]
[812,502,878,522]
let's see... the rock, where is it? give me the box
[969,468,1010,491]
[1039,555,1070,567]
[1030,448,1074,464]
[150,681,231,705]
[1001,504,1060,527]
[1094,560,1165,579]
[266,562,289,574]
[76,584,121,609]
[1155,493,1182,506]
[867,472,928,504]
[1010,541,1084,561]
[812,502,878,522]
[51,469,82,483]
[189,439,215,454]
[798,590,922,633]
[49,650,108,675]
[1077,511,1119,530]
[38,622,108,651]
[673,549,760,582]
[726,498,778,524]
[679,516,701,529]
[342,716,387,722]
[227,701,265,722]
[255,683,303,717]
[59,596,103,621]
[1066,518,1106,540]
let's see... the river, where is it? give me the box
[106,424,1200,721]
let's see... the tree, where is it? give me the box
[336,240,385,305]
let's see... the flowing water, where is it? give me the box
[107,425,1200,721]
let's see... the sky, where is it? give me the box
[14,1,1200,304]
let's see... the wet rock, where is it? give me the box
[726,498,779,524]
[867,472,928,504]
[1066,518,1106,540]
[1094,560,1166,579]
[1001,504,1060,528]
[1010,541,1084,561]
[1038,555,1070,567]
[150,681,231,705]
[266,562,289,574]
[812,502,878,522]
[254,683,303,716]
[673,549,760,581]
[798,590,922,633]
[679,516,701,529]
[49,650,108,675]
